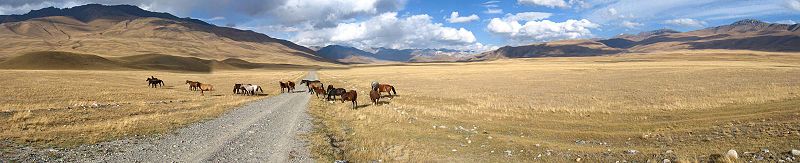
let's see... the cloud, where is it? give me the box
[483,8,503,14]
[518,0,568,8]
[621,21,643,29]
[664,18,707,28]
[293,12,486,51]
[789,0,800,11]
[446,12,479,23]
[503,12,552,21]
[775,20,797,24]
[584,0,792,24]
[487,13,599,44]
[482,0,503,14]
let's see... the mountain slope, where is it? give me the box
[0,4,330,66]
[478,19,800,60]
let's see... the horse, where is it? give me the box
[186,80,201,91]
[375,84,397,96]
[326,88,346,101]
[312,86,327,98]
[146,77,164,88]
[371,81,379,91]
[279,82,289,93]
[233,83,245,94]
[243,84,263,96]
[369,89,380,105]
[287,81,296,93]
[198,83,214,96]
[301,80,323,94]
[341,90,358,109]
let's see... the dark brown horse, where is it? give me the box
[326,88,346,101]
[146,77,164,88]
[233,83,248,94]
[186,80,201,91]
[369,89,380,105]
[375,84,397,96]
[279,81,289,93]
[341,90,358,109]
[287,81,296,93]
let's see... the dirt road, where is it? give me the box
[75,72,318,162]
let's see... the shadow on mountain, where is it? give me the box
[685,35,800,51]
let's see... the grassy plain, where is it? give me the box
[308,50,800,162]
[0,69,304,147]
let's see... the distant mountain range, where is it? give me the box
[315,45,476,63]
[474,19,800,60]
[0,4,332,68]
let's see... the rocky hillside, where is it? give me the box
[0,4,331,66]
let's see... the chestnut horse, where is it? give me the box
[312,86,327,98]
[369,89,380,105]
[375,84,397,96]
[198,83,214,96]
[301,80,324,94]
[341,90,358,109]
[186,80,201,91]
[279,82,289,93]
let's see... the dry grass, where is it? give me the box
[0,69,304,147]
[308,50,800,162]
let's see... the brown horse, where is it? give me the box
[287,81,296,93]
[341,90,358,109]
[375,84,397,96]
[369,89,380,105]
[326,88,347,101]
[279,82,289,93]
[233,83,249,94]
[186,80,201,91]
[312,86,327,98]
[301,80,324,94]
[198,83,214,96]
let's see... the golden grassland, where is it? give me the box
[0,69,304,147]
[307,50,800,162]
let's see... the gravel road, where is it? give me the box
[74,72,318,162]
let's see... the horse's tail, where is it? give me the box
[258,86,263,93]
[391,86,397,95]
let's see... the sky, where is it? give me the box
[0,0,799,51]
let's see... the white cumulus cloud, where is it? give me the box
[446,12,479,23]
[621,21,643,29]
[788,0,800,11]
[487,13,599,44]
[294,12,486,51]
[664,18,707,28]
[518,0,568,8]
[775,20,797,24]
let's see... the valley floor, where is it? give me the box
[306,50,800,162]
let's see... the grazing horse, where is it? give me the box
[287,81,296,93]
[198,83,214,96]
[341,90,358,109]
[146,77,164,88]
[244,84,263,96]
[186,80,201,91]
[301,80,324,94]
[233,83,245,94]
[371,81,379,91]
[369,89,380,105]
[312,86,327,98]
[279,82,289,93]
[326,88,347,101]
[375,84,397,96]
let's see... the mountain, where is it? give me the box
[477,19,800,60]
[315,45,476,63]
[0,4,331,68]
[472,39,623,60]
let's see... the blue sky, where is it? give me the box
[1,0,799,51]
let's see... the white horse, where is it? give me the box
[244,84,263,96]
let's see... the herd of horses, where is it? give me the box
[146,76,398,109]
